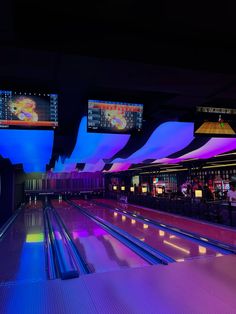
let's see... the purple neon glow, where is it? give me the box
[72,230,89,239]
[93,228,107,237]
[112,122,194,165]
[106,162,132,173]
[153,138,236,164]
[54,117,130,172]
[83,160,105,172]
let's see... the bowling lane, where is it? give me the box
[97,199,236,247]
[51,200,149,273]
[73,199,224,262]
[0,201,47,282]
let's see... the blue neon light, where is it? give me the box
[54,117,130,172]
[112,122,194,164]
[0,130,54,172]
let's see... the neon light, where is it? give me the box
[112,122,194,165]
[0,129,53,172]
[93,228,106,237]
[54,116,130,172]
[154,138,236,164]
[26,233,44,243]
[163,240,190,254]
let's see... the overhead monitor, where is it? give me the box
[194,106,236,137]
[87,99,143,134]
[0,90,58,129]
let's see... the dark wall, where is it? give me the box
[0,159,25,226]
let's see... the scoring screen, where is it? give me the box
[88,99,143,134]
[0,91,58,129]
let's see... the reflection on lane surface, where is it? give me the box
[73,199,223,262]
[51,200,149,273]
[98,198,236,247]
[0,201,47,282]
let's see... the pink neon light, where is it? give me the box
[153,138,236,164]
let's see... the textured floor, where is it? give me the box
[1,254,236,314]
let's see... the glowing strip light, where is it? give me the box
[206,159,236,164]
[216,152,236,157]
[159,168,188,173]
[0,130,54,172]
[163,240,190,254]
[202,163,236,169]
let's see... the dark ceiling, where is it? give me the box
[3,1,236,73]
[1,1,236,169]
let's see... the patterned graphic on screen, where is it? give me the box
[9,97,39,122]
[0,91,58,129]
[88,100,143,133]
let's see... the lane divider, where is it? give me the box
[93,201,236,255]
[68,200,175,265]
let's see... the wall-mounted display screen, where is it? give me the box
[0,90,58,129]
[88,99,143,133]
[194,106,236,137]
